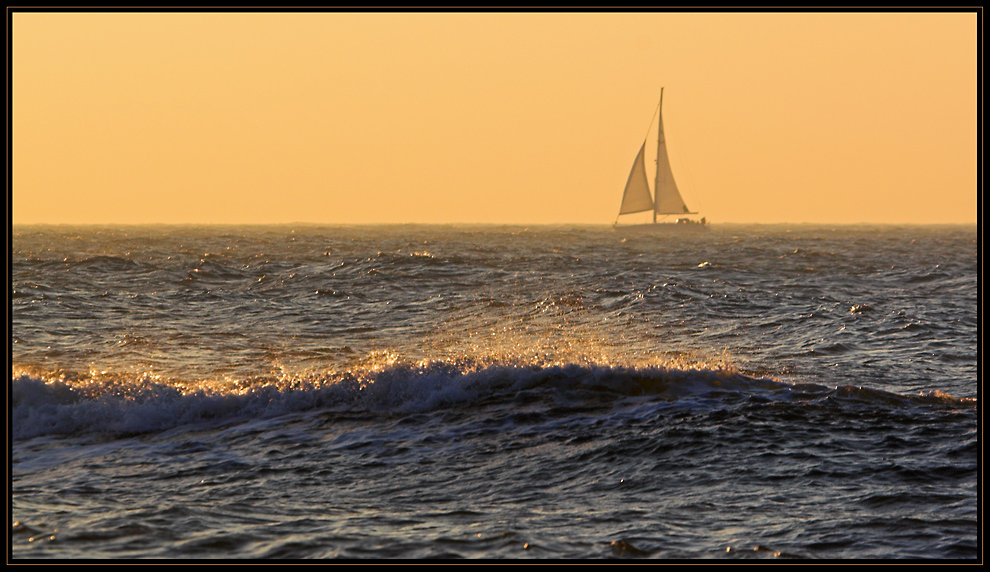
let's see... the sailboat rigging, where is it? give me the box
[615,88,706,229]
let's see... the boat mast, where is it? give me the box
[653,87,663,225]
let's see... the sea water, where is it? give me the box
[11,224,978,559]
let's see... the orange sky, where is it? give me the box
[11,11,978,225]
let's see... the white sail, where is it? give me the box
[618,142,654,215]
[615,88,703,226]
[654,104,693,215]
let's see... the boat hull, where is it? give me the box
[613,222,710,233]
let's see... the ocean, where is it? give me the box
[10,223,978,560]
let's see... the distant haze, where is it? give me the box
[12,11,977,225]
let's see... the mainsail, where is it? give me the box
[654,96,692,215]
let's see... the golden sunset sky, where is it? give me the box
[11,11,978,225]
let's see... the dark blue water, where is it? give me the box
[11,224,978,559]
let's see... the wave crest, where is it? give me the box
[11,360,974,440]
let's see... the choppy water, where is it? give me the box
[11,224,978,559]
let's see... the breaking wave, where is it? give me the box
[12,360,974,440]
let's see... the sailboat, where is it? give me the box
[615,88,707,230]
